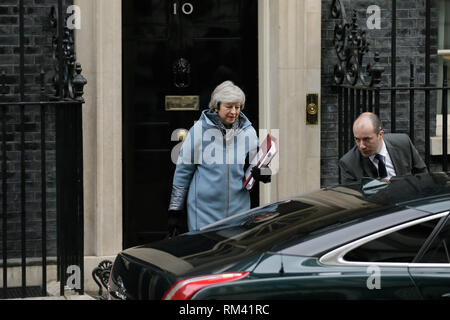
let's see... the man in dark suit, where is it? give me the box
[339,112,427,184]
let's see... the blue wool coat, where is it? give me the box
[172,110,259,231]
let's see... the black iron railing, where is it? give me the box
[0,0,86,299]
[336,63,450,170]
[331,0,450,178]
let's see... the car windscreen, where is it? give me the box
[196,173,450,250]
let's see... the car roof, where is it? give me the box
[199,172,450,257]
[335,172,450,211]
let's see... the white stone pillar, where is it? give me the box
[74,0,122,259]
[258,0,321,203]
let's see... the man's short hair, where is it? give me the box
[368,113,383,134]
[356,112,383,134]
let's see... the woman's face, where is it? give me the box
[216,102,241,126]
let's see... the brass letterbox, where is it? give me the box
[165,96,200,111]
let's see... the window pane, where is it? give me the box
[344,219,440,263]
[420,218,450,263]
[405,196,450,214]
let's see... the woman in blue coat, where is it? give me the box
[168,81,271,233]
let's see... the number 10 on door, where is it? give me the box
[173,2,194,15]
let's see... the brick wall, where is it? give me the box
[0,0,72,262]
[321,0,439,186]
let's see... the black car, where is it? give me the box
[108,172,450,300]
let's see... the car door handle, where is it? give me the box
[442,293,450,299]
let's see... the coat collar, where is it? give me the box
[383,136,400,174]
[201,109,253,130]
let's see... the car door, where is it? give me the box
[317,213,447,299]
[408,214,450,299]
[251,253,404,300]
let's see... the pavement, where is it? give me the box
[6,294,97,300]
[2,281,100,300]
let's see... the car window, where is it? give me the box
[419,217,450,263]
[199,188,385,236]
[200,199,313,231]
[402,195,450,214]
[343,218,441,263]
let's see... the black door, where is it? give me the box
[122,0,259,249]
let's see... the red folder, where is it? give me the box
[243,133,278,190]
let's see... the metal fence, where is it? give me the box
[0,0,86,298]
[331,0,450,177]
[337,63,449,170]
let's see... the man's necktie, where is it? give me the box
[375,154,388,179]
